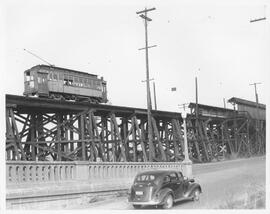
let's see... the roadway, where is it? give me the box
[73,156,266,209]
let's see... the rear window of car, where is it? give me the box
[135,174,156,182]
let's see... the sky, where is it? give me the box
[0,0,270,212]
[1,0,270,114]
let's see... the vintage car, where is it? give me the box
[128,170,202,209]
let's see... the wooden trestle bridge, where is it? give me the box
[6,94,266,163]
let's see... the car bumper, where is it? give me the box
[129,201,161,205]
[128,198,163,206]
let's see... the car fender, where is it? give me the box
[184,183,202,198]
[158,187,175,203]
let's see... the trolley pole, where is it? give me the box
[137,7,156,161]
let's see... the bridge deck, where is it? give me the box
[6,94,182,120]
[5,94,266,163]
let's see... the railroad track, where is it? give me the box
[7,188,128,209]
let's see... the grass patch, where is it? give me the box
[218,182,265,209]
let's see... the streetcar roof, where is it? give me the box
[25,64,98,77]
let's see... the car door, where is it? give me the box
[174,172,187,198]
[161,172,181,200]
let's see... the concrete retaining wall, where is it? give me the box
[6,161,186,186]
[6,161,193,209]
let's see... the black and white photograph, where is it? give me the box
[0,0,269,212]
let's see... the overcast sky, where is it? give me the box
[2,0,270,113]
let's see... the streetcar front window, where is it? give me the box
[53,73,58,80]
[24,71,31,81]
[102,83,106,93]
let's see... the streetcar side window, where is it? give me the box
[89,79,93,88]
[84,79,87,87]
[64,73,69,85]
[93,80,98,89]
[68,75,74,85]
[48,72,53,80]
[79,77,83,87]
[59,73,64,81]
[74,77,78,86]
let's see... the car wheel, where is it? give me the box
[133,205,141,209]
[192,189,200,201]
[162,194,174,209]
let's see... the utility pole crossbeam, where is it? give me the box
[136,7,156,161]
[138,45,157,51]
[141,78,154,83]
[136,7,156,14]
[250,17,266,22]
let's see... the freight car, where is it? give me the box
[23,65,108,103]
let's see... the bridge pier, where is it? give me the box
[6,95,186,162]
[6,95,266,165]
[188,102,265,162]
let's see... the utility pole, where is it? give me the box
[249,82,261,104]
[142,78,154,109]
[195,77,199,147]
[195,77,198,119]
[153,82,157,110]
[249,82,262,147]
[223,98,226,108]
[136,7,156,161]
[249,8,266,153]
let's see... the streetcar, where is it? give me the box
[23,64,108,103]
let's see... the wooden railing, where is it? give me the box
[6,161,183,185]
